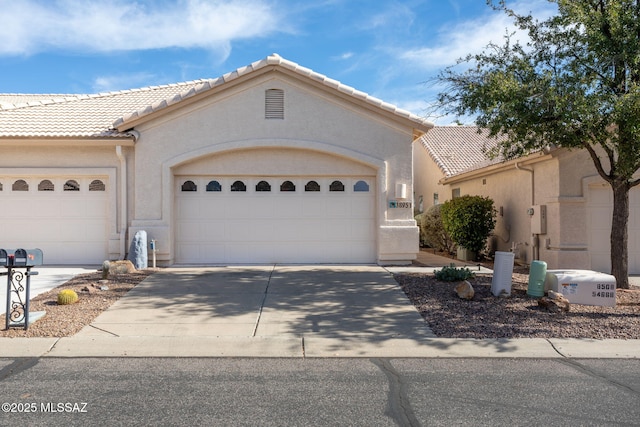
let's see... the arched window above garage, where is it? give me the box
[64,180,80,191]
[256,180,271,192]
[181,180,197,192]
[38,179,55,191]
[89,180,106,191]
[280,180,296,192]
[354,180,370,192]
[206,180,222,192]
[12,179,28,191]
[305,181,320,192]
[231,180,246,192]
[265,89,284,119]
[330,180,344,192]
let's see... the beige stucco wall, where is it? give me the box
[412,141,447,212]
[129,72,420,264]
[415,145,611,270]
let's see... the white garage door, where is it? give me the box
[0,177,109,264]
[175,177,376,264]
[587,184,640,274]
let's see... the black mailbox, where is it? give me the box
[0,248,43,267]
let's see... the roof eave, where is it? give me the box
[440,150,555,185]
[0,135,136,146]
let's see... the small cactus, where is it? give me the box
[57,289,79,305]
[101,260,110,280]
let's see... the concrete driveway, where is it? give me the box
[75,265,432,340]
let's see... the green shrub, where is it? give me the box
[440,195,496,255]
[416,204,456,253]
[434,265,476,282]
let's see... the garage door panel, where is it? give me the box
[351,198,375,218]
[301,198,327,217]
[60,198,90,217]
[325,200,350,217]
[273,198,302,217]
[225,220,253,241]
[176,198,201,219]
[225,199,254,218]
[175,176,376,264]
[201,221,226,241]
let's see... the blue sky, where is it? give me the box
[0,0,555,123]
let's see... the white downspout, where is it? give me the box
[116,145,128,260]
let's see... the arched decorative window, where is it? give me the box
[64,180,80,191]
[89,179,106,191]
[38,179,55,191]
[231,180,246,192]
[329,180,344,192]
[256,180,271,192]
[12,179,29,191]
[353,180,369,192]
[181,180,197,192]
[265,89,284,119]
[305,181,320,192]
[280,180,296,192]
[206,180,222,192]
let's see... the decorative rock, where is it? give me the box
[538,292,571,313]
[108,260,136,274]
[127,230,148,270]
[455,280,475,300]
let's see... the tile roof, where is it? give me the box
[0,81,209,138]
[0,54,433,140]
[418,126,506,177]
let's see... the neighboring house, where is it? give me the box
[0,54,433,266]
[413,126,640,274]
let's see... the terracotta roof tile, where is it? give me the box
[419,126,506,177]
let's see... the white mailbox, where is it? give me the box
[544,269,616,307]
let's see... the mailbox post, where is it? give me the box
[1,248,43,330]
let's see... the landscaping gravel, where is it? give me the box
[0,270,154,338]
[395,272,640,339]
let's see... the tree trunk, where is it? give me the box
[610,180,630,289]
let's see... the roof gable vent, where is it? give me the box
[265,89,284,119]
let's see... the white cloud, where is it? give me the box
[92,72,160,93]
[399,0,556,70]
[0,0,284,56]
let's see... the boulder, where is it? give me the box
[107,260,136,274]
[127,230,148,269]
[455,280,475,300]
[538,291,570,313]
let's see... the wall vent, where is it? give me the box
[265,89,284,119]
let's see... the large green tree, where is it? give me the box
[437,0,640,288]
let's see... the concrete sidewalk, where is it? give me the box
[1,263,638,359]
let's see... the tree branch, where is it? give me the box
[582,141,613,183]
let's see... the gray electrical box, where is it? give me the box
[530,205,547,234]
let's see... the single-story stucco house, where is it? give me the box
[413,126,640,274]
[0,54,434,266]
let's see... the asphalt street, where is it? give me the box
[1,357,639,426]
